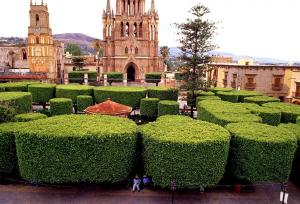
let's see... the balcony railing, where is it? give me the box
[245,83,256,90]
[272,84,283,91]
[231,81,237,88]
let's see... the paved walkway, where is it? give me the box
[0,182,300,204]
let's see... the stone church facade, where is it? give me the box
[102,0,164,81]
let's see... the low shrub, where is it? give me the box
[225,123,297,183]
[216,91,239,103]
[244,96,280,106]
[208,87,233,94]
[0,82,40,92]
[297,117,300,125]
[140,98,160,117]
[187,91,215,106]
[107,72,123,85]
[233,90,262,102]
[0,105,16,123]
[50,98,73,116]
[145,73,162,85]
[243,103,281,126]
[15,115,137,184]
[140,116,230,188]
[69,71,97,84]
[28,84,56,103]
[0,87,5,92]
[14,113,47,122]
[56,85,93,104]
[147,87,178,101]
[94,86,147,108]
[279,123,300,182]
[263,102,300,123]
[0,92,32,114]
[158,100,179,116]
[196,96,221,107]
[77,95,93,112]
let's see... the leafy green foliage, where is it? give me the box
[208,87,233,94]
[56,85,93,104]
[0,87,5,92]
[216,91,239,103]
[174,72,185,80]
[94,86,147,108]
[225,123,297,183]
[297,117,300,125]
[0,122,22,173]
[196,96,221,106]
[279,123,300,182]
[15,115,137,184]
[244,96,280,106]
[68,71,97,84]
[50,98,73,116]
[28,84,56,103]
[187,90,215,106]
[107,72,123,85]
[233,90,262,102]
[242,103,281,126]
[145,73,162,85]
[77,95,93,112]
[263,102,300,123]
[65,44,81,56]
[158,100,179,116]
[14,113,47,122]
[0,82,40,92]
[0,105,16,123]
[140,116,230,188]
[147,87,179,101]
[140,98,160,117]
[0,92,32,114]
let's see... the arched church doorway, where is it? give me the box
[127,65,136,82]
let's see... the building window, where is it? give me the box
[22,49,27,60]
[36,14,39,26]
[223,72,228,87]
[231,73,237,88]
[295,83,300,97]
[245,75,256,90]
[139,22,143,37]
[125,47,128,54]
[36,37,39,44]
[125,22,129,37]
[121,22,124,37]
[134,23,137,37]
[135,47,138,54]
[272,75,283,91]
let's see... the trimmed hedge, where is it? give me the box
[15,113,47,122]
[0,122,22,173]
[279,123,300,182]
[225,123,297,183]
[50,98,73,116]
[15,115,137,184]
[243,103,281,126]
[56,85,93,103]
[263,102,300,123]
[187,91,215,106]
[0,82,40,92]
[197,100,251,115]
[233,90,262,102]
[244,96,280,106]
[69,71,97,83]
[107,72,123,84]
[216,91,239,103]
[77,95,93,112]
[145,73,162,84]
[94,86,147,108]
[28,84,56,103]
[297,117,300,125]
[196,96,221,106]
[147,87,178,101]
[0,105,16,123]
[0,87,5,92]
[140,98,160,117]
[158,100,179,116]
[208,87,233,94]
[0,92,32,114]
[140,116,230,188]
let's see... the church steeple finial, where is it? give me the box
[106,0,111,13]
[151,0,155,12]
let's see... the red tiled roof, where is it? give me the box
[84,99,132,116]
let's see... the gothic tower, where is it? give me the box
[28,0,56,81]
[102,0,163,81]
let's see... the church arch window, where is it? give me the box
[36,36,39,44]
[22,49,27,60]
[123,0,126,14]
[121,22,124,37]
[134,23,137,37]
[125,22,129,37]
[139,22,143,37]
[127,0,130,16]
[36,14,39,26]
[125,47,128,54]
[135,47,138,54]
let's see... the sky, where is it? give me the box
[0,0,300,61]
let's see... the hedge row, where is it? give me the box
[94,86,147,108]
[279,123,300,182]
[196,96,221,106]
[263,102,300,123]
[226,123,297,183]
[244,96,280,106]
[28,84,56,103]
[158,100,179,116]
[107,72,123,84]
[68,71,97,83]
[216,90,262,103]
[140,116,230,188]
[208,87,233,94]
[297,117,300,125]
[0,105,16,123]
[77,95,93,112]
[14,113,47,122]
[15,115,137,184]
[50,98,73,116]
[0,87,5,92]
[148,87,178,101]
[0,92,32,114]
[187,91,215,106]
[140,98,160,117]
[0,82,40,92]
[145,73,162,84]
[56,85,93,104]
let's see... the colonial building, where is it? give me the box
[102,0,164,81]
[28,0,64,82]
[0,45,28,72]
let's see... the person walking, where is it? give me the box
[132,176,141,192]
[143,175,151,189]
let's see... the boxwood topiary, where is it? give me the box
[216,91,239,103]
[147,87,178,101]
[196,96,221,107]
[158,100,179,116]
[15,115,137,184]
[140,98,160,117]
[208,87,233,94]
[94,86,147,108]
[0,82,40,92]
[0,87,5,92]
[15,113,47,122]
[297,117,300,125]
[77,95,93,112]
[244,96,280,106]
[0,105,16,123]
[140,116,231,188]
[187,91,215,106]
[279,123,300,182]
[0,92,32,114]
[107,72,123,85]
[225,123,297,183]
[145,73,162,85]
[69,71,97,84]
[263,102,300,123]
[50,98,73,116]
[233,90,262,102]
[56,85,93,104]
[28,84,56,103]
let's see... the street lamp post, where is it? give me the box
[171,180,177,204]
